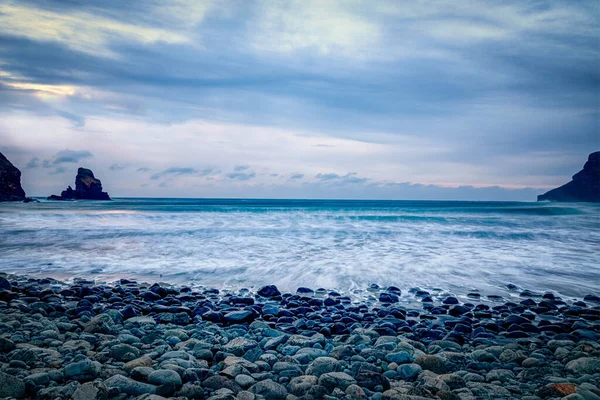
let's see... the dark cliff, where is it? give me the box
[537,151,600,202]
[48,167,111,200]
[0,151,27,201]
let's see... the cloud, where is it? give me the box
[26,150,94,169]
[56,110,85,127]
[109,164,127,171]
[150,167,198,180]
[137,167,151,172]
[48,166,67,175]
[290,173,304,180]
[233,165,250,172]
[149,166,220,180]
[315,172,369,185]
[251,0,380,58]
[0,0,597,200]
[50,149,94,165]
[226,171,256,181]
[25,157,40,169]
[0,1,211,58]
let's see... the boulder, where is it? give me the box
[257,285,281,297]
[63,357,101,381]
[538,151,600,202]
[48,167,111,200]
[72,382,109,400]
[104,375,157,396]
[0,151,27,201]
[249,379,287,399]
[0,370,26,398]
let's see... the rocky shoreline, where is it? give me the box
[0,274,598,400]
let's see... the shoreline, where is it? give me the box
[0,273,599,400]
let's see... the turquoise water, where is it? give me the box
[0,198,599,299]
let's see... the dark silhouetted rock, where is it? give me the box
[0,151,27,201]
[538,152,599,202]
[48,167,111,200]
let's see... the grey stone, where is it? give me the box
[396,363,422,381]
[224,337,258,356]
[289,375,318,396]
[566,358,600,375]
[148,369,183,389]
[415,355,447,374]
[38,382,80,400]
[306,357,341,376]
[124,356,154,371]
[110,343,140,361]
[485,369,515,383]
[318,372,357,391]
[0,371,26,398]
[72,381,109,400]
[234,374,255,389]
[385,351,415,364]
[63,358,101,381]
[104,374,157,396]
[249,379,288,399]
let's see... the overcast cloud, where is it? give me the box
[0,0,598,200]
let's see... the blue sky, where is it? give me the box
[0,0,598,200]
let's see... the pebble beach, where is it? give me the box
[0,274,599,400]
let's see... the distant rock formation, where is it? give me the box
[48,167,111,200]
[0,151,27,202]
[538,151,600,202]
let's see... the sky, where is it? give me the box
[0,0,598,200]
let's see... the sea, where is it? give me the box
[1,198,599,303]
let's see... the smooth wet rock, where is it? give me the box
[224,337,258,356]
[63,357,101,381]
[306,357,341,376]
[257,285,281,298]
[249,379,287,399]
[522,357,541,368]
[224,310,255,324]
[355,370,390,391]
[485,369,515,383]
[379,293,399,303]
[0,277,11,291]
[234,374,255,389]
[566,357,600,374]
[203,375,241,394]
[386,351,414,364]
[72,381,109,400]
[38,382,80,400]
[0,337,16,353]
[84,314,115,334]
[397,363,422,381]
[0,370,26,398]
[318,372,357,391]
[415,355,447,374]
[104,374,157,396]
[148,369,182,389]
[124,356,153,372]
[110,343,140,361]
[178,383,205,399]
[289,375,318,396]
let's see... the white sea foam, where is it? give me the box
[0,199,598,299]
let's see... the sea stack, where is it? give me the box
[48,167,111,200]
[0,151,27,201]
[537,151,600,202]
